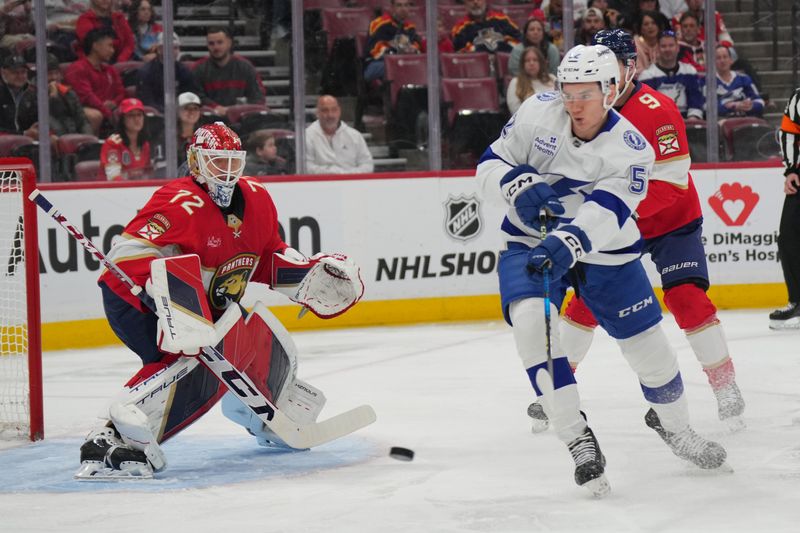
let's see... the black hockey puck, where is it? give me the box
[389,446,414,461]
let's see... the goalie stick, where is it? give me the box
[28,189,376,450]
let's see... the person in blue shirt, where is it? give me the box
[639,30,704,119]
[714,44,764,117]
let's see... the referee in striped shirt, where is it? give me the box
[771,88,800,328]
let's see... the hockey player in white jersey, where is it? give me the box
[476,44,727,497]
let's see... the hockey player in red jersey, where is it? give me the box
[77,122,365,479]
[528,29,745,435]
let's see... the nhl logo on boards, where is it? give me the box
[444,195,482,241]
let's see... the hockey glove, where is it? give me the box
[500,165,564,230]
[527,225,592,281]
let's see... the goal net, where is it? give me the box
[0,159,42,441]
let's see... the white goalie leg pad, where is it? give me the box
[510,299,586,443]
[617,324,689,433]
[277,378,326,425]
[560,318,596,368]
[685,320,729,368]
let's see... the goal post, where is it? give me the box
[0,157,43,441]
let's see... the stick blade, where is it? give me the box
[273,405,377,450]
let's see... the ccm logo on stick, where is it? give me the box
[618,296,654,317]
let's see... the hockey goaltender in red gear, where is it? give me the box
[77,122,368,479]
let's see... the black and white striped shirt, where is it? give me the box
[780,88,800,176]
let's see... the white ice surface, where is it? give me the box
[2,310,800,532]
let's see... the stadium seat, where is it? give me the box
[495,51,511,80]
[719,117,780,161]
[384,54,428,109]
[684,119,708,163]
[321,7,373,54]
[438,5,467,31]
[57,134,99,181]
[238,112,289,139]
[384,54,429,151]
[0,135,33,157]
[225,104,270,125]
[440,52,491,79]
[406,6,427,32]
[74,160,102,182]
[441,78,506,168]
[498,5,532,31]
[304,0,343,10]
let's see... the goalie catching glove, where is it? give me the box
[272,248,365,318]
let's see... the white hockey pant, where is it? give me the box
[510,298,587,443]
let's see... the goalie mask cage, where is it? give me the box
[0,158,42,441]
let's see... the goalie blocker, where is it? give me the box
[78,253,369,480]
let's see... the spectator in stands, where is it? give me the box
[65,28,126,135]
[659,0,685,20]
[176,91,201,169]
[506,47,556,114]
[437,18,455,54]
[509,18,559,77]
[575,7,606,45]
[714,45,764,118]
[0,0,34,53]
[245,130,288,176]
[136,32,200,112]
[306,95,373,174]
[99,97,152,180]
[542,0,565,50]
[672,0,733,47]
[604,0,632,30]
[191,27,265,117]
[0,55,37,137]
[76,0,136,63]
[634,10,665,74]
[363,0,423,84]
[640,30,704,119]
[677,12,704,72]
[451,0,521,54]
[45,53,94,136]
[632,0,670,29]
[128,0,162,62]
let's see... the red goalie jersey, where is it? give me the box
[100,176,287,315]
[619,82,702,239]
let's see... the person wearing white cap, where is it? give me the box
[135,31,200,112]
[176,91,202,169]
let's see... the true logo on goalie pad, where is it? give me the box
[209,253,258,309]
[444,195,482,241]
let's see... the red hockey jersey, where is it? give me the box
[619,82,702,239]
[100,176,287,315]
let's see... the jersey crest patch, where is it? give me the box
[536,91,558,101]
[136,216,169,241]
[501,115,515,138]
[623,130,647,151]
[655,124,680,156]
[209,253,258,309]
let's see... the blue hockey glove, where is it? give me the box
[527,226,592,281]
[500,165,565,230]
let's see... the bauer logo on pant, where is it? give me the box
[444,195,482,241]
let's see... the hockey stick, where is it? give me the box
[538,207,554,382]
[28,189,376,450]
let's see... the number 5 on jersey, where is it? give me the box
[629,166,647,195]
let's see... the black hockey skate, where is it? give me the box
[769,302,800,330]
[645,408,728,470]
[76,426,153,480]
[567,427,610,497]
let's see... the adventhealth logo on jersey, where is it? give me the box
[534,135,559,157]
[444,195,482,241]
[708,183,759,226]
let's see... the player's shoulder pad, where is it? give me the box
[509,92,562,130]
[606,112,655,168]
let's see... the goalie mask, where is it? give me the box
[187,122,247,208]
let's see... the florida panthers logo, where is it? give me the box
[209,253,258,309]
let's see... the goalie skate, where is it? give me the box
[527,402,550,433]
[567,427,610,498]
[75,427,154,480]
[645,408,728,470]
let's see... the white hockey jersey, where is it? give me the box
[476,92,655,266]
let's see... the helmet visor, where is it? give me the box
[196,148,247,184]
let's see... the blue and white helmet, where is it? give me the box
[593,29,638,89]
[557,44,620,110]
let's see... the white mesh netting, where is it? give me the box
[0,169,30,438]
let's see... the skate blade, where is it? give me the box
[74,463,154,481]
[769,318,800,330]
[581,475,611,498]
[685,461,734,476]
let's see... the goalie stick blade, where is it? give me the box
[269,405,377,450]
